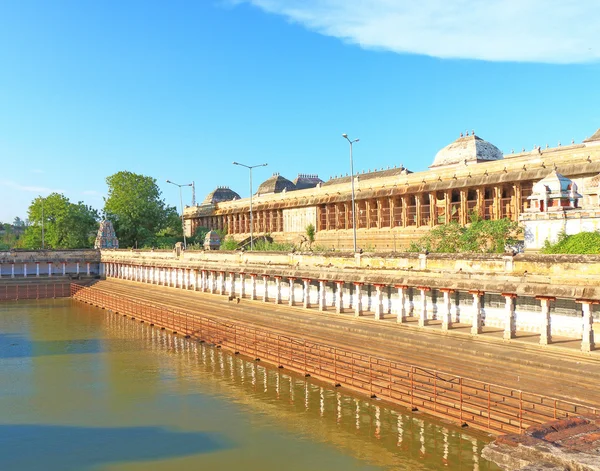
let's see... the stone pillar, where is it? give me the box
[353,282,363,317]
[228,272,235,296]
[440,288,454,331]
[262,275,269,302]
[537,296,555,346]
[502,293,517,340]
[372,284,384,320]
[250,274,257,300]
[76,262,79,276]
[288,277,295,306]
[200,270,207,291]
[335,281,344,313]
[274,276,282,304]
[209,271,216,294]
[218,272,225,295]
[418,286,430,327]
[318,280,327,311]
[86,262,91,276]
[10,263,15,278]
[238,273,245,298]
[302,278,311,308]
[470,290,484,335]
[394,285,408,323]
[23,263,27,278]
[36,262,40,277]
[47,262,52,277]
[578,300,596,353]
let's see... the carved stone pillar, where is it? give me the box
[274,276,282,304]
[250,274,257,300]
[537,296,555,346]
[578,300,596,353]
[374,284,385,320]
[353,282,363,317]
[470,290,484,335]
[229,272,235,296]
[502,293,517,340]
[288,277,296,306]
[394,285,408,323]
[262,275,269,302]
[418,286,430,327]
[440,288,454,331]
[302,278,311,308]
[335,281,344,313]
[238,273,245,298]
[318,280,327,311]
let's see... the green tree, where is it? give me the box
[21,193,99,249]
[104,171,177,248]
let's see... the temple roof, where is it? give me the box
[529,171,581,199]
[202,186,240,204]
[323,166,411,186]
[584,128,600,144]
[256,173,296,195]
[430,133,503,169]
[293,174,323,190]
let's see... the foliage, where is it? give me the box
[220,237,239,250]
[21,193,99,249]
[541,231,600,254]
[0,222,24,250]
[251,239,295,252]
[408,215,522,254]
[104,171,177,248]
[305,224,315,244]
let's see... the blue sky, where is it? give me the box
[1,0,599,222]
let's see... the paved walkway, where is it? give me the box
[90,279,600,409]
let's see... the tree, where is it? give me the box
[21,193,99,249]
[103,171,177,248]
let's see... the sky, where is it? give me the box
[1,0,599,222]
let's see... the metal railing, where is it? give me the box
[71,283,599,436]
[0,282,71,301]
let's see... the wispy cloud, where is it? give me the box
[30,169,45,174]
[0,180,64,195]
[230,0,600,63]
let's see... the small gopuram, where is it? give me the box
[520,171,600,250]
[94,220,119,249]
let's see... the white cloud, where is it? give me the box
[231,0,600,63]
[0,180,64,195]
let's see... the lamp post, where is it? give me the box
[232,161,268,251]
[40,196,45,250]
[166,180,193,250]
[342,133,359,253]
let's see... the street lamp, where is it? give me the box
[40,196,45,250]
[232,161,268,251]
[166,180,193,250]
[342,133,360,253]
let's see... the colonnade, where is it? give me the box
[0,261,93,278]
[104,262,596,353]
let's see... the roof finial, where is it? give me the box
[460,132,463,137]
[466,130,469,136]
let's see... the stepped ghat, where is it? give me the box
[100,249,600,353]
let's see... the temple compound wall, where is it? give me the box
[183,128,600,251]
[0,250,101,277]
[100,249,600,353]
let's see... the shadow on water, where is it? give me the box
[0,333,105,359]
[0,424,231,471]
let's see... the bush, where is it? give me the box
[541,231,600,254]
[220,237,238,250]
[409,215,521,254]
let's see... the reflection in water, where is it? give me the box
[102,310,499,471]
[0,300,500,471]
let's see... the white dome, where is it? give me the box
[430,134,503,169]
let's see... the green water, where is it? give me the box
[0,299,500,471]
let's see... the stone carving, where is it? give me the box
[94,220,119,249]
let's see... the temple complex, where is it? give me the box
[184,128,600,250]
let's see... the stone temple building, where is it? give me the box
[94,220,119,249]
[183,128,600,251]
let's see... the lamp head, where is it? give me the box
[342,133,348,138]
[355,138,360,143]
[232,161,238,165]
[166,180,171,183]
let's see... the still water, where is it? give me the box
[0,299,500,471]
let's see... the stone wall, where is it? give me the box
[0,249,101,277]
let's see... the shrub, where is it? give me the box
[541,231,600,254]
